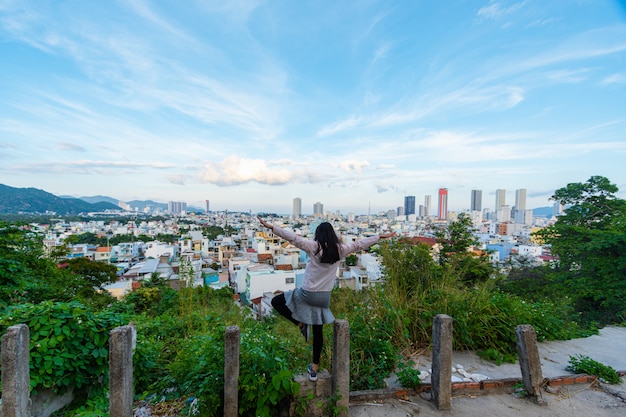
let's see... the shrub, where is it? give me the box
[567,354,621,384]
[0,301,127,394]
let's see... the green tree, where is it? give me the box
[435,213,478,264]
[345,254,358,266]
[59,257,117,307]
[0,222,65,306]
[435,214,493,284]
[534,176,626,324]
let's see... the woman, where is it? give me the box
[257,216,395,381]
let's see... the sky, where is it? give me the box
[1,0,626,215]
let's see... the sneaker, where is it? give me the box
[307,364,318,382]
[299,323,310,342]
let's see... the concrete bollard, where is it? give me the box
[515,324,544,402]
[224,326,240,417]
[332,320,350,417]
[109,325,135,417]
[1,324,31,417]
[431,314,452,410]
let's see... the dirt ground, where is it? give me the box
[349,380,626,416]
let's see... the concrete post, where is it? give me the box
[1,324,31,417]
[332,320,350,417]
[109,325,135,417]
[516,324,544,401]
[431,314,452,410]
[224,326,240,417]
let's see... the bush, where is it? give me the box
[0,301,127,394]
[567,354,621,384]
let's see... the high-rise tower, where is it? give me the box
[404,196,416,215]
[471,190,482,212]
[292,197,302,219]
[438,188,448,220]
[313,202,324,217]
[515,189,527,211]
[495,189,506,211]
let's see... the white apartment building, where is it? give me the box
[245,269,296,302]
[517,244,542,258]
[144,241,178,261]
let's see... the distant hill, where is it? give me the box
[127,200,168,211]
[532,206,553,218]
[79,196,168,212]
[80,196,204,213]
[0,184,121,215]
[78,195,120,206]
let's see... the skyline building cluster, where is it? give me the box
[258,188,544,222]
[167,201,187,215]
[392,188,534,224]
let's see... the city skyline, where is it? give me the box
[1,1,626,214]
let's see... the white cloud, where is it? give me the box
[336,160,371,174]
[476,1,527,21]
[57,142,86,152]
[317,116,364,137]
[198,155,320,186]
[602,73,626,85]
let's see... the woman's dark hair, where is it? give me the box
[314,222,340,264]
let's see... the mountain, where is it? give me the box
[127,200,168,211]
[0,184,121,215]
[78,195,120,206]
[80,196,203,212]
[532,206,554,218]
[79,196,168,211]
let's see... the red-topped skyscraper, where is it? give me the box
[438,188,448,220]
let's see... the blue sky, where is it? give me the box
[1,1,625,215]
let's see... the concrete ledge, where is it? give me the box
[349,371,626,403]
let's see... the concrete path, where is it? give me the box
[350,326,626,417]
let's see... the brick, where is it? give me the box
[548,378,564,386]
[394,389,408,398]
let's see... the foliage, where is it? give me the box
[58,258,118,307]
[435,213,478,264]
[345,254,358,266]
[346,301,399,390]
[0,222,61,306]
[122,284,179,316]
[164,317,302,417]
[318,391,347,417]
[202,225,226,240]
[54,385,109,417]
[373,239,588,358]
[533,176,626,324]
[395,359,421,390]
[476,348,516,365]
[435,214,496,285]
[293,392,314,417]
[512,381,528,398]
[0,301,127,394]
[238,325,301,417]
[567,354,621,384]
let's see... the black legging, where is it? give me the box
[271,293,324,365]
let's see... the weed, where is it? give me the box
[476,348,516,365]
[318,391,347,417]
[395,359,421,390]
[293,392,314,417]
[567,354,621,384]
[512,381,528,398]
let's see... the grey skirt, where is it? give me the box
[285,288,335,325]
